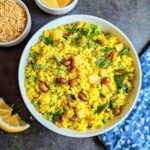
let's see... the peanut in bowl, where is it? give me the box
[18,15,141,138]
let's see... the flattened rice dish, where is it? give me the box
[25,22,135,131]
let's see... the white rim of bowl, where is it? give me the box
[35,0,78,10]
[18,15,142,138]
[0,0,31,46]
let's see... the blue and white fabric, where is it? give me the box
[99,48,150,150]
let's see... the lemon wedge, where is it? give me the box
[0,98,30,133]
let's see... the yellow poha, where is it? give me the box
[25,22,135,131]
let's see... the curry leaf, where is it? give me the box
[70,94,76,100]
[95,103,108,114]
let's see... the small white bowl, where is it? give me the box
[19,15,142,138]
[0,0,31,47]
[34,0,78,15]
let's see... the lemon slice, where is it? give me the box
[0,98,30,133]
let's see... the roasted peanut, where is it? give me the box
[61,59,72,66]
[64,31,72,37]
[99,39,105,46]
[56,78,67,84]
[114,108,121,115]
[68,66,77,73]
[60,114,65,122]
[39,82,49,92]
[78,92,86,101]
[102,77,111,84]
[69,78,78,87]
[109,51,115,59]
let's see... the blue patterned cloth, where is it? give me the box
[99,48,150,150]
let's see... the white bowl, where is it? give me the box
[0,0,31,47]
[34,0,78,15]
[18,15,142,138]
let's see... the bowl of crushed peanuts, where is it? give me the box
[0,0,31,47]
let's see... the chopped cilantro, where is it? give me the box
[33,64,43,71]
[57,69,64,76]
[114,75,129,93]
[119,48,129,56]
[32,51,39,58]
[47,115,52,121]
[52,109,64,122]
[92,26,102,35]
[72,35,82,46]
[94,39,100,45]
[33,101,39,110]
[105,33,111,39]
[75,35,82,41]
[66,26,79,34]
[82,28,89,36]
[106,48,113,55]
[41,35,54,45]
[29,75,36,81]
[96,57,112,68]
[114,75,126,88]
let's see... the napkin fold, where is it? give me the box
[99,47,150,150]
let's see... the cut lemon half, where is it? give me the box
[0,98,30,133]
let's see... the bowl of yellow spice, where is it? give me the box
[0,0,31,47]
[35,0,78,15]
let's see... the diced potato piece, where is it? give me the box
[89,87,99,96]
[51,29,63,40]
[89,74,99,84]
[76,108,86,119]
[116,43,124,52]
[72,55,81,66]
[100,69,108,78]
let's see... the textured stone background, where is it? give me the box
[0,0,149,150]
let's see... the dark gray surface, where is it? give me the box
[0,0,149,150]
